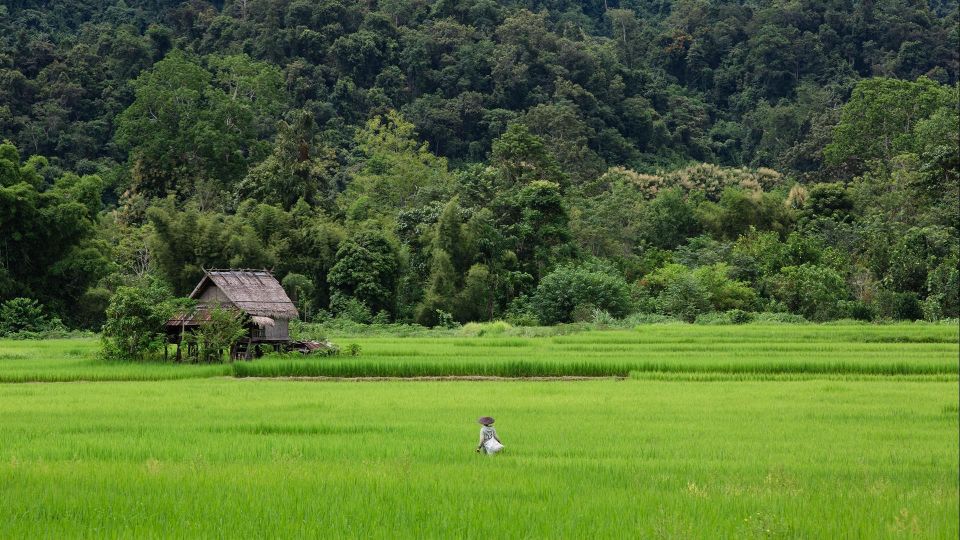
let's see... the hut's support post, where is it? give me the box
[176,324,185,363]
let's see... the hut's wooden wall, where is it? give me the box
[198,286,230,304]
[264,319,289,341]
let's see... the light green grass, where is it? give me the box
[0,339,229,382]
[0,379,956,538]
[241,324,959,378]
[1,324,956,381]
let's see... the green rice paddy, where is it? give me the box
[230,322,960,378]
[0,323,957,537]
[1,323,956,382]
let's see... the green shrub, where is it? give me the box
[751,312,809,324]
[505,312,540,327]
[837,300,874,321]
[767,264,847,321]
[504,296,541,327]
[591,309,617,325]
[328,294,373,324]
[183,305,247,363]
[654,272,710,322]
[570,303,598,323]
[101,279,185,361]
[642,263,756,322]
[531,265,633,325]
[0,298,57,336]
[624,313,683,325]
[695,310,755,325]
[460,321,513,337]
[434,310,458,328]
[921,295,945,322]
[281,273,315,321]
[873,290,923,321]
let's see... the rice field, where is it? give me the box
[0,339,229,382]
[0,323,956,537]
[247,323,959,378]
[0,379,956,538]
[1,323,956,382]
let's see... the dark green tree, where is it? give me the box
[327,230,401,318]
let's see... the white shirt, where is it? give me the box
[479,425,497,446]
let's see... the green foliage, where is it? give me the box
[825,77,955,175]
[235,113,337,210]
[282,273,315,321]
[459,320,513,337]
[649,269,711,323]
[114,50,285,199]
[768,264,848,322]
[801,183,854,222]
[693,264,759,312]
[642,263,757,322]
[873,290,924,321]
[146,199,274,294]
[1,0,955,181]
[415,248,458,327]
[636,189,700,250]
[0,0,956,327]
[341,111,452,214]
[0,298,55,336]
[698,188,793,240]
[185,305,248,363]
[328,230,400,319]
[0,142,110,325]
[926,255,960,319]
[530,264,633,325]
[456,264,497,323]
[694,310,754,325]
[569,168,648,259]
[498,180,573,280]
[328,295,373,324]
[101,279,183,361]
[751,312,810,324]
[490,123,564,186]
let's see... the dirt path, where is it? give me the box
[241,375,627,382]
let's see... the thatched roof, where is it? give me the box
[189,269,298,320]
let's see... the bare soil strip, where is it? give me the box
[242,375,627,382]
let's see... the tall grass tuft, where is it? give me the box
[232,358,955,378]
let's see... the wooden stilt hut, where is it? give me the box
[165,269,299,360]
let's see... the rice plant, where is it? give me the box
[0,378,955,538]
[1,323,956,381]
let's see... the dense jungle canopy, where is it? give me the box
[0,0,957,331]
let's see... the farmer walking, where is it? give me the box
[476,416,504,454]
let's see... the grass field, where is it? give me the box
[0,339,230,382]
[244,323,959,378]
[1,323,956,381]
[0,323,957,537]
[0,379,956,538]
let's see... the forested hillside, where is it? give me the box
[0,0,957,331]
